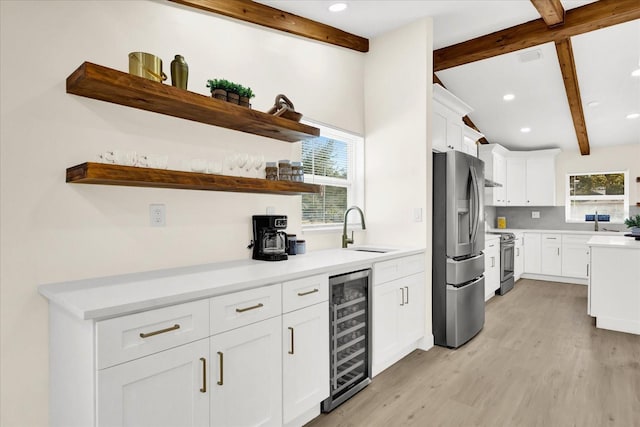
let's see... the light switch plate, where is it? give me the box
[532,211,540,219]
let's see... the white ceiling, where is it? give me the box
[256,0,640,153]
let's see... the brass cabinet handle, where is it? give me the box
[288,327,294,355]
[139,324,180,338]
[297,288,319,296]
[217,351,224,386]
[400,287,405,306]
[199,357,207,393]
[404,286,409,304]
[235,303,264,313]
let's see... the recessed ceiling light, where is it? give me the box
[520,127,531,133]
[626,113,640,120]
[587,101,600,108]
[503,94,515,101]
[631,68,640,77]
[328,3,347,12]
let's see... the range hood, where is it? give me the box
[484,178,503,188]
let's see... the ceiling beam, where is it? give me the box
[433,74,489,144]
[555,38,590,155]
[434,0,640,71]
[530,0,565,27]
[168,0,369,52]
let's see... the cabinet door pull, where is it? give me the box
[491,257,495,268]
[217,351,224,386]
[288,327,295,355]
[297,288,319,297]
[235,303,264,313]
[404,286,409,304]
[400,287,405,306]
[139,324,180,338]
[587,264,589,277]
[557,248,560,256]
[516,248,520,257]
[199,357,207,393]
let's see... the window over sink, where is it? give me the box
[565,171,629,223]
[300,120,364,230]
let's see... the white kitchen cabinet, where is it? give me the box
[525,156,556,206]
[463,125,484,158]
[514,232,524,281]
[210,316,282,427]
[561,234,592,279]
[484,237,500,300]
[506,157,527,206]
[372,253,425,376]
[282,302,329,425]
[98,339,210,427]
[478,144,507,206]
[373,273,425,375]
[432,83,473,153]
[541,233,562,276]
[523,232,542,274]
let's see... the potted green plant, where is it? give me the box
[226,82,240,105]
[624,214,640,235]
[206,79,228,101]
[238,86,255,108]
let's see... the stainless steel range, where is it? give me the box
[490,232,515,295]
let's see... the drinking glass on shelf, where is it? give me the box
[98,150,137,166]
[252,155,265,178]
[224,153,238,176]
[139,154,168,169]
[236,153,249,176]
[190,158,207,173]
[207,160,223,174]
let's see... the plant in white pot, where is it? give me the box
[624,214,640,235]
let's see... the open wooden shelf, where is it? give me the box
[66,62,320,143]
[66,162,323,195]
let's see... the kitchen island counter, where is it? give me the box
[587,235,640,335]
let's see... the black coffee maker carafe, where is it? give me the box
[252,215,288,261]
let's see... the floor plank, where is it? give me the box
[307,279,640,427]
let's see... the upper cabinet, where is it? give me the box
[479,144,559,207]
[432,84,476,156]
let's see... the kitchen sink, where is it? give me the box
[347,246,396,253]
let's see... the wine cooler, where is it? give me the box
[321,268,371,412]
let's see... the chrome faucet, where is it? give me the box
[594,210,599,232]
[342,206,366,248]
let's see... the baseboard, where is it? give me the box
[596,316,640,335]
[417,333,434,351]
[284,405,320,427]
[372,338,424,377]
[520,273,587,285]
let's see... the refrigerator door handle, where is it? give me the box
[469,165,480,247]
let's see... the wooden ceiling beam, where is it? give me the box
[530,0,565,27]
[555,38,590,155]
[434,0,640,71]
[168,0,369,52]
[433,74,489,144]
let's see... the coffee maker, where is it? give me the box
[252,215,288,261]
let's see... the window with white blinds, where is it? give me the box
[300,120,364,229]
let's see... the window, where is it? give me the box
[565,171,629,223]
[300,120,364,230]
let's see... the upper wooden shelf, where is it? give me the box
[66,62,320,143]
[67,162,323,195]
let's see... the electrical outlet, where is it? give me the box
[149,204,166,226]
[413,207,423,222]
[532,211,540,219]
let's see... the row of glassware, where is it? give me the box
[96,150,268,178]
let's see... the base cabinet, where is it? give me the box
[373,272,425,375]
[98,339,210,427]
[561,235,592,279]
[210,317,282,427]
[523,233,542,274]
[282,302,329,425]
[541,234,562,276]
[514,232,524,281]
[484,238,500,300]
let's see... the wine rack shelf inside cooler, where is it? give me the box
[331,290,367,394]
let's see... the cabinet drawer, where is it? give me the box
[282,274,328,313]
[541,233,562,246]
[374,254,425,285]
[210,283,281,335]
[96,299,209,370]
[562,234,593,245]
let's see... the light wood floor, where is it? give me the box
[307,279,640,427]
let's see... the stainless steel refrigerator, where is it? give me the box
[432,150,485,348]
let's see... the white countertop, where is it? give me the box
[587,235,640,249]
[39,246,424,321]
[488,228,623,236]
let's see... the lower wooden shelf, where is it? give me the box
[66,162,323,195]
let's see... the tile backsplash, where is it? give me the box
[486,206,639,232]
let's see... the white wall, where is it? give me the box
[555,144,640,206]
[364,18,434,342]
[0,1,364,425]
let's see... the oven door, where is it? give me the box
[500,242,515,282]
